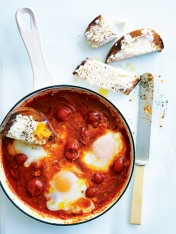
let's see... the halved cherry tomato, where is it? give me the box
[86,187,97,198]
[64,138,79,161]
[15,153,27,164]
[94,173,105,184]
[56,107,71,121]
[27,178,44,196]
[114,157,124,174]
[87,111,100,127]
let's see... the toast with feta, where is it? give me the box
[6,114,52,145]
[106,29,164,63]
[73,58,140,95]
[85,15,117,48]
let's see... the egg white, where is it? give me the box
[82,130,124,171]
[12,139,48,167]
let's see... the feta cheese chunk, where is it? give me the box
[115,18,129,31]
[106,29,164,63]
[85,15,117,48]
[6,114,51,145]
[73,58,140,95]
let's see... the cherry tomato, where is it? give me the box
[27,178,44,196]
[114,157,124,174]
[86,187,97,198]
[15,153,27,164]
[65,151,79,160]
[87,111,100,127]
[66,138,79,150]
[56,107,71,121]
[94,173,105,184]
[64,138,79,161]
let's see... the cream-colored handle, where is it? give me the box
[130,165,145,225]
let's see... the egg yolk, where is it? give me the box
[54,175,71,192]
[35,122,51,140]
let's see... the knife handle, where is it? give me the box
[130,165,145,224]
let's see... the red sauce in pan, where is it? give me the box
[1,89,133,220]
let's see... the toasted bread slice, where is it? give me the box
[106,29,164,63]
[73,58,141,95]
[85,15,117,48]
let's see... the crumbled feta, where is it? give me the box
[95,19,100,24]
[74,59,140,94]
[85,16,117,48]
[107,29,158,62]
[141,29,154,41]
[116,18,129,31]
[6,114,50,145]
[121,34,135,49]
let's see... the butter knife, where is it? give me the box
[130,73,154,224]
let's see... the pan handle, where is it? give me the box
[16,7,56,90]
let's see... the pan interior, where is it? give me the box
[0,85,134,225]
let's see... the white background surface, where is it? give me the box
[0,0,176,233]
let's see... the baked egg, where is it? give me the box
[46,167,94,213]
[82,130,124,171]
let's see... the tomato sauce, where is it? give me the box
[2,89,133,219]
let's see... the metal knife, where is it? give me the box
[130,73,154,225]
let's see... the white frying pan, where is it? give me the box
[0,7,135,225]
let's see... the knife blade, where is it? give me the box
[136,73,154,165]
[130,73,154,225]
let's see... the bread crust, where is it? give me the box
[85,15,102,33]
[106,29,164,63]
